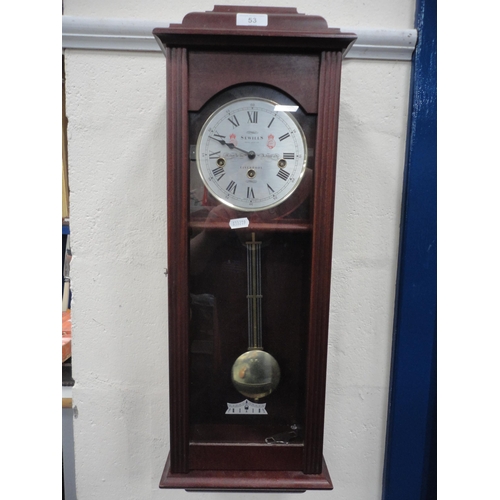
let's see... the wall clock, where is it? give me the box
[153,5,356,491]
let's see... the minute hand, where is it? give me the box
[209,136,256,160]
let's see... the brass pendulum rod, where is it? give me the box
[231,232,280,399]
[246,232,263,350]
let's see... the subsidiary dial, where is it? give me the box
[196,97,308,212]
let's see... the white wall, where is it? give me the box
[64,1,415,499]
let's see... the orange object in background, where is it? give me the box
[62,310,71,362]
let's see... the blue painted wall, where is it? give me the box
[382,0,437,498]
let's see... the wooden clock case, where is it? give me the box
[153,5,356,491]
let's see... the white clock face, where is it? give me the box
[196,97,307,212]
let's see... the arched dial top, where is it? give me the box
[196,97,308,212]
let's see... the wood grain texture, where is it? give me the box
[188,52,320,113]
[166,46,190,474]
[153,5,356,53]
[160,453,333,490]
[189,443,302,471]
[189,221,311,232]
[303,50,343,474]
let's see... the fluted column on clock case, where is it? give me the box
[304,50,343,474]
[165,46,190,474]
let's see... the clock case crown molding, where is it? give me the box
[62,14,417,61]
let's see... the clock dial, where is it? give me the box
[196,98,308,212]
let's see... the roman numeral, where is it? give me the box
[209,150,221,159]
[267,117,275,128]
[228,116,240,128]
[213,133,225,139]
[247,111,258,123]
[267,184,275,194]
[283,153,295,160]
[247,187,255,199]
[226,180,237,194]
[279,132,290,142]
[212,167,225,181]
[277,169,290,181]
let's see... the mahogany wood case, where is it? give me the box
[153,5,356,491]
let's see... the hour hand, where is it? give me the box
[208,136,255,159]
[209,135,231,148]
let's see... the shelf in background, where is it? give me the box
[62,310,72,363]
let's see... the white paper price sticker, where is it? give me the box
[229,217,250,229]
[236,13,268,27]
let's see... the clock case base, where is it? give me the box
[160,453,333,491]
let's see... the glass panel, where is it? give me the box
[188,84,316,445]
